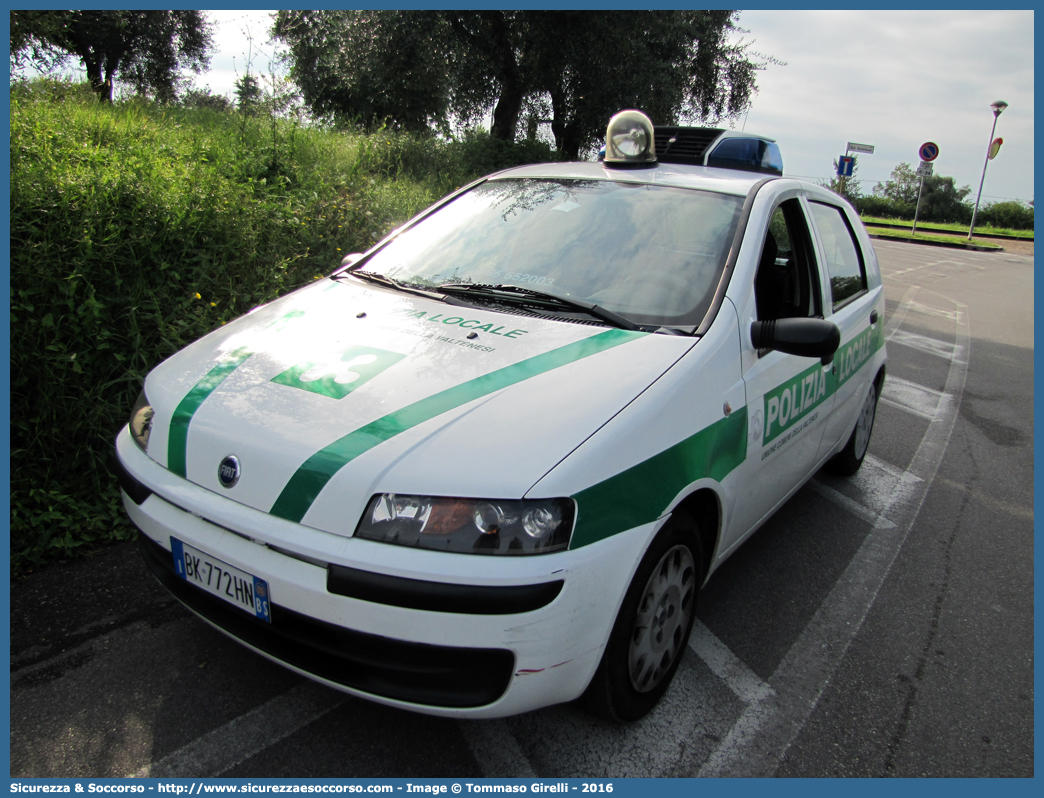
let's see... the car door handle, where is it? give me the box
[870,310,879,325]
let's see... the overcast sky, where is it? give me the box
[200,9,1034,204]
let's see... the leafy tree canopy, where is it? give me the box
[873,162,920,205]
[10,10,213,102]
[235,73,263,114]
[917,175,972,222]
[274,10,775,158]
[872,162,973,222]
[274,10,455,135]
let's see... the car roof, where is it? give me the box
[488,160,782,198]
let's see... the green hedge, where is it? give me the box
[852,196,916,221]
[9,79,559,573]
[853,194,1033,230]
[974,200,1034,231]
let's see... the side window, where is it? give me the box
[755,199,822,322]
[808,202,867,309]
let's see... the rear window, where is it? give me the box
[362,178,745,329]
[808,202,867,309]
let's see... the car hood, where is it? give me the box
[143,277,696,535]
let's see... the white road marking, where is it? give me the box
[889,329,965,361]
[689,619,774,704]
[698,295,969,777]
[909,300,962,322]
[809,479,896,530]
[130,682,347,778]
[884,285,919,341]
[864,453,919,482]
[885,257,960,280]
[881,376,952,421]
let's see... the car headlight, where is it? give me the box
[129,389,155,452]
[355,494,575,555]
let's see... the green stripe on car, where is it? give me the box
[269,328,645,522]
[569,409,748,549]
[168,347,253,477]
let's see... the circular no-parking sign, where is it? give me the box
[919,142,940,162]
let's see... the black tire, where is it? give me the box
[825,380,878,476]
[582,511,701,722]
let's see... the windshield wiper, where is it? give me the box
[437,283,641,332]
[336,270,451,302]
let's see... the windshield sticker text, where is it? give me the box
[496,272,555,286]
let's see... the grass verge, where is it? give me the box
[864,226,1004,250]
[861,215,1033,240]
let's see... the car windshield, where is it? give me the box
[356,178,745,329]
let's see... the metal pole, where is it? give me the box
[968,113,1000,241]
[839,146,851,197]
[912,175,925,235]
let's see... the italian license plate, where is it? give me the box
[170,537,271,623]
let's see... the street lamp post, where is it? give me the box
[967,100,1008,241]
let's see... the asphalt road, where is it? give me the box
[9,240,1034,778]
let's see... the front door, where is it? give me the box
[723,197,835,554]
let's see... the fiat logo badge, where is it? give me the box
[218,455,241,488]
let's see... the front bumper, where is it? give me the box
[115,426,659,718]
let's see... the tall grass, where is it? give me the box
[9,78,559,573]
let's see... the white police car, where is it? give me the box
[116,110,886,721]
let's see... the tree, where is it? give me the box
[235,72,263,114]
[439,11,534,142]
[274,10,455,134]
[868,162,972,223]
[916,176,972,224]
[10,10,213,102]
[274,10,773,157]
[10,11,69,72]
[873,162,919,205]
[509,11,757,158]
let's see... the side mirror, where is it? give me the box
[751,318,841,364]
[340,252,364,268]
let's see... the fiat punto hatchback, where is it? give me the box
[116,111,886,721]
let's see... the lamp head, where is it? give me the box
[991,100,1009,117]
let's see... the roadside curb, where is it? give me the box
[867,233,1003,253]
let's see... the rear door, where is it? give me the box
[804,199,884,459]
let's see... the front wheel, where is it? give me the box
[582,512,701,722]
[826,381,878,476]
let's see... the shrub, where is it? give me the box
[976,200,1034,231]
[854,196,916,221]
